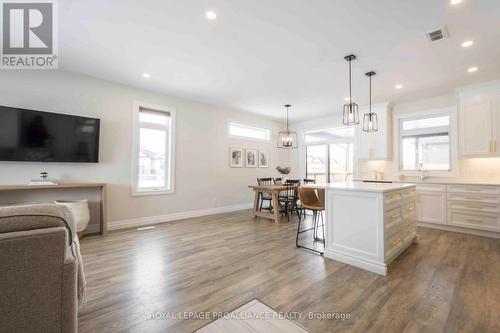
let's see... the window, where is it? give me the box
[305,127,354,183]
[133,103,175,195]
[400,115,450,171]
[228,122,271,141]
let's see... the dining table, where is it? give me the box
[248,184,288,224]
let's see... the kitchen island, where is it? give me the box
[307,182,417,275]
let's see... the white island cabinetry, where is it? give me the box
[308,182,416,276]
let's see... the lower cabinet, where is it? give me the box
[416,183,500,234]
[416,185,447,225]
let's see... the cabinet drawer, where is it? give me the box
[384,207,402,229]
[385,230,403,258]
[402,189,416,200]
[448,201,500,214]
[402,201,416,218]
[448,210,500,232]
[447,193,500,205]
[447,185,500,195]
[402,222,417,243]
[416,184,446,192]
[385,192,402,205]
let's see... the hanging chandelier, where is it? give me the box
[363,71,378,132]
[342,54,359,126]
[277,104,298,149]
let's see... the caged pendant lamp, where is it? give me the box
[342,54,359,126]
[277,104,298,149]
[363,71,378,132]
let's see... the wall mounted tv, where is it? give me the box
[0,106,100,163]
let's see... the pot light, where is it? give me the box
[142,73,151,79]
[468,66,478,73]
[205,11,217,20]
[395,84,403,89]
[461,40,474,48]
[450,0,462,4]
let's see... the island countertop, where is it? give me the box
[305,181,415,193]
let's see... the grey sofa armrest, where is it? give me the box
[0,204,76,245]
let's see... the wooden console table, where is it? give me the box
[0,182,107,235]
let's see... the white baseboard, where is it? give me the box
[324,249,388,276]
[83,224,100,235]
[417,222,500,239]
[107,203,253,231]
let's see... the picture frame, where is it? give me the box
[245,149,257,168]
[230,148,243,168]
[258,151,269,168]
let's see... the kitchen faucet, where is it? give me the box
[417,163,427,181]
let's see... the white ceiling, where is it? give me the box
[60,0,500,121]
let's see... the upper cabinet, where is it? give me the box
[357,103,393,160]
[458,83,500,158]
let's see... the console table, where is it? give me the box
[0,182,107,235]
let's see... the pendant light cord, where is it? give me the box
[286,106,289,132]
[369,74,372,115]
[348,59,352,106]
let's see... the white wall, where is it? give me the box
[0,71,288,227]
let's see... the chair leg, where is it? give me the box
[296,212,302,247]
[321,212,325,245]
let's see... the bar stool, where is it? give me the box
[296,187,325,255]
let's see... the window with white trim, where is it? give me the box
[228,122,271,141]
[133,105,174,195]
[400,115,451,171]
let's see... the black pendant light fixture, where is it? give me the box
[342,54,359,126]
[363,71,378,132]
[277,104,298,149]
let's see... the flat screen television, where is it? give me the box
[0,105,100,162]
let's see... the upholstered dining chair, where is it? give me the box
[296,187,325,255]
[256,177,274,211]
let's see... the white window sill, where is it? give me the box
[132,189,174,197]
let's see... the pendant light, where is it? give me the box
[277,104,298,149]
[363,71,378,132]
[342,54,359,126]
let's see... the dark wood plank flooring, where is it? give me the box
[78,210,500,333]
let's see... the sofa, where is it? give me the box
[0,204,85,333]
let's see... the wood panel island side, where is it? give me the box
[307,182,417,275]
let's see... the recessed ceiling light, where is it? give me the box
[450,0,462,5]
[395,84,403,89]
[461,40,474,48]
[468,66,478,73]
[205,11,217,20]
[142,73,151,79]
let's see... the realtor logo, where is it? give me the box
[1,0,58,69]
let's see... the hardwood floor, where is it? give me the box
[78,210,500,333]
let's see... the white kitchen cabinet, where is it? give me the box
[457,79,500,158]
[416,184,447,225]
[459,96,495,157]
[358,103,393,160]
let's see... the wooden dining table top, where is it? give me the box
[248,184,288,192]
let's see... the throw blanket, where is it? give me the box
[72,236,87,308]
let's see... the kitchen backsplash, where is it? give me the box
[358,158,500,180]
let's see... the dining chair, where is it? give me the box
[278,181,300,221]
[256,177,274,211]
[273,177,283,184]
[296,187,325,255]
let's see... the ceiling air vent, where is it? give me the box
[426,26,449,42]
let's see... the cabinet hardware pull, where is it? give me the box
[465,205,483,209]
[464,197,482,200]
[490,140,493,153]
[466,219,483,223]
[464,189,481,192]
